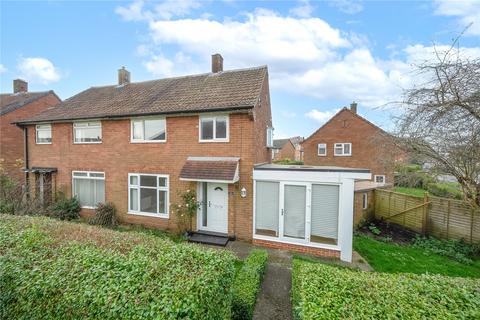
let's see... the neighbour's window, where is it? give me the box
[72,171,105,208]
[199,115,229,142]
[131,118,166,142]
[128,173,169,217]
[317,143,327,156]
[36,124,52,144]
[73,122,102,143]
[334,143,352,156]
[362,193,368,209]
[266,127,274,148]
[374,175,386,184]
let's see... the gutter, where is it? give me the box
[23,126,30,198]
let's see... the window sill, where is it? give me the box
[36,142,52,145]
[333,154,352,157]
[130,140,167,144]
[198,139,230,143]
[127,211,169,219]
[73,141,102,144]
[80,206,97,210]
[317,154,327,157]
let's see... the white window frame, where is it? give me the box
[128,173,169,219]
[199,114,229,142]
[374,175,386,184]
[73,121,102,144]
[317,143,327,156]
[35,124,52,144]
[334,143,352,156]
[130,117,167,143]
[71,170,105,209]
[266,127,274,148]
[362,193,368,209]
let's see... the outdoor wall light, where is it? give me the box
[240,187,247,198]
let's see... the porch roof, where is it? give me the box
[179,157,240,184]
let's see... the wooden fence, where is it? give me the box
[374,189,480,243]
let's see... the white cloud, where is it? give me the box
[116,0,200,21]
[434,0,480,36]
[17,57,61,84]
[144,52,203,77]
[289,0,315,18]
[0,64,7,74]
[328,0,363,14]
[305,108,340,124]
[116,0,148,21]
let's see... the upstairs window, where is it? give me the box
[334,143,352,156]
[199,115,229,142]
[317,143,327,156]
[266,127,274,148]
[131,118,166,142]
[36,124,52,144]
[73,121,102,143]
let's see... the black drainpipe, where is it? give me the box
[23,126,30,199]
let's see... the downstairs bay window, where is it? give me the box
[128,173,169,218]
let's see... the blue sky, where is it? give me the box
[1,0,479,138]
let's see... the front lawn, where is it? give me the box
[354,234,480,278]
[0,214,236,319]
[292,259,480,320]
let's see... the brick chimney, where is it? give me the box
[350,101,357,114]
[13,79,28,93]
[212,54,223,73]
[118,66,130,85]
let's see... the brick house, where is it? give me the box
[15,55,273,241]
[271,138,295,161]
[0,80,60,182]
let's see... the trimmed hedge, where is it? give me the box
[292,259,480,320]
[0,215,236,319]
[232,249,268,320]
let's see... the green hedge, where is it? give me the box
[0,215,236,319]
[232,249,268,320]
[292,259,480,320]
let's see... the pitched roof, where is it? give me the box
[179,157,240,183]
[273,138,293,149]
[302,107,390,143]
[15,66,268,124]
[0,91,57,116]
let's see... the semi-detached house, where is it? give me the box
[15,54,370,262]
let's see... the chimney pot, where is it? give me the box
[118,66,131,85]
[350,101,357,114]
[13,79,28,93]
[211,53,223,73]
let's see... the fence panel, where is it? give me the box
[373,189,480,243]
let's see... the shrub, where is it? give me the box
[292,259,480,320]
[394,164,434,189]
[411,236,480,264]
[171,188,199,233]
[273,158,304,165]
[232,249,268,320]
[426,182,463,199]
[0,215,236,319]
[89,202,117,227]
[49,196,80,220]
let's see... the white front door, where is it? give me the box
[198,182,228,233]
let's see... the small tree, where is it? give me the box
[395,34,480,208]
[171,189,199,233]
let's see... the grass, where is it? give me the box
[272,159,304,165]
[394,182,463,199]
[354,234,480,278]
[393,186,426,197]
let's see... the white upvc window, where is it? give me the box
[362,193,368,209]
[199,115,229,142]
[128,173,169,218]
[374,175,386,184]
[266,127,274,148]
[334,143,352,156]
[317,143,327,156]
[72,171,105,209]
[131,117,166,142]
[73,121,102,144]
[36,124,52,144]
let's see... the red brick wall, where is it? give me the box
[253,239,340,258]
[0,93,60,182]
[253,73,273,165]
[302,109,395,183]
[273,142,295,161]
[353,190,375,226]
[26,109,271,240]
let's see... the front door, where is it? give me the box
[198,182,228,233]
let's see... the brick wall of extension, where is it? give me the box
[252,239,340,258]
[26,78,272,241]
[0,93,60,182]
[302,108,396,183]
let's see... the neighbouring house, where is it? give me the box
[290,136,304,161]
[0,80,61,182]
[14,55,370,262]
[271,138,295,161]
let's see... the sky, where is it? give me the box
[1,0,479,138]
